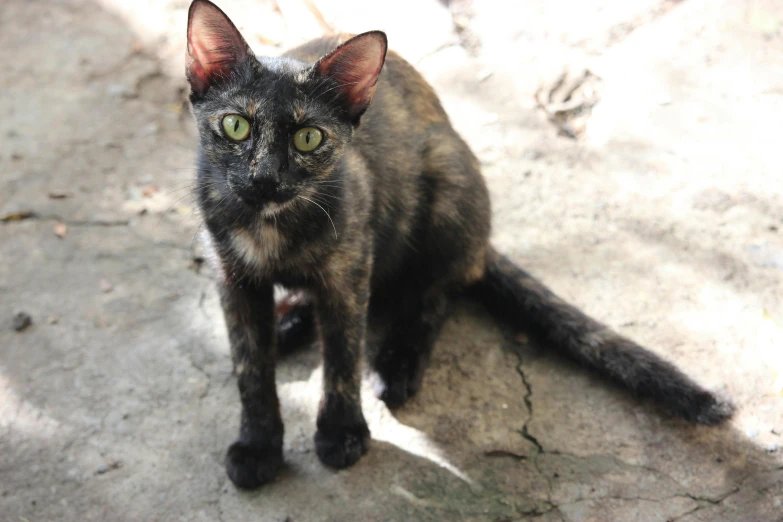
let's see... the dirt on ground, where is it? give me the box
[1,0,782,521]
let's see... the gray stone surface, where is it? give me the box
[1,0,782,520]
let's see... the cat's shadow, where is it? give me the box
[258,300,782,519]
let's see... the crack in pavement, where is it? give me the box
[509,353,777,519]
[667,488,738,522]
[513,354,556,515]
[541,488,741,522]
[668,467,783,522]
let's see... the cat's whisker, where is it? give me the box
[190,218,207,258]
[158,191,203,225]
[309,191,342,203]
[304,190,336,207]
[297,195,338,239]
[160,183,209,198]
[176,203,204,229]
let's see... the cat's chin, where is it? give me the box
[260,199,294,220]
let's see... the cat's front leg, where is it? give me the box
[219,281,283,489]
[313,255,371,469]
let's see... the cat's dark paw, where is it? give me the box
[371,359,426,409]
[314,423,370,469]
[225,441,283,490]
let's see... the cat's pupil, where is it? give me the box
[305,132,311,144]
[233,120,240,132]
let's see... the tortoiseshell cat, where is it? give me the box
[186,0,734,489]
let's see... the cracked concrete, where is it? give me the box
[2,0,783,520]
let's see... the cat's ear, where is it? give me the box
[186,0,251,96]
[314,31,388,122]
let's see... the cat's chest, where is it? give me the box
[227,224,285,273]
[223,224,322,288]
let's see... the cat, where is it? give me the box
[185,0,734,490]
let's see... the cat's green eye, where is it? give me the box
[222,114,250,141]
[293,127,323,152]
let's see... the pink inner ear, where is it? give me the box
[316,32,388,118]
[187,1,249,94]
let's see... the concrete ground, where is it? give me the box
[2,0,782,520]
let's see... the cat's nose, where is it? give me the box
[250,173,279,195]
[249,156,282,195]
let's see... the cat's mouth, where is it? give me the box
[229,180,297,217]
[234,192,295,220]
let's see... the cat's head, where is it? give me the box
[186,0,387,215]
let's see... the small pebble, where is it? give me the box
[53,222,67,238]
[12,311,32,331]
[95,460,121,475]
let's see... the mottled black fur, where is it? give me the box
[185,0,734,490]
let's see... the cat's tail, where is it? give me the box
[469,246,734,425]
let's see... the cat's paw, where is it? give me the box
[371,360,426,409]
[314,423,370,469]
[225,441,283,490]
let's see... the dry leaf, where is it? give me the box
[476,68,494,82]
[141,185,159,198]
[48,190,72,199]
[535,69,603,139]
[54,222,67,238]
[484,449,527,459]
[1,210,36,222]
